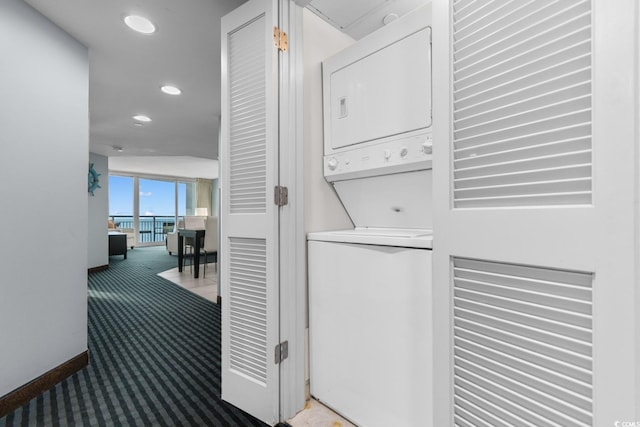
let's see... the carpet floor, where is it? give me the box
[0,246,268,427]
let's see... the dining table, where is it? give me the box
[177,228,206,278]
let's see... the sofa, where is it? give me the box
[108,220,135,249]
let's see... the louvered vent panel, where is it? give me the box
[228,16,267,214]
[453,258,593,427]
[452,0,592,208]
[229,237,267,385]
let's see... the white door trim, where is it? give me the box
[277,0,306,420]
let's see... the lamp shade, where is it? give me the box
[195,208,208,216]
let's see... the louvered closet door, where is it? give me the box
[220,1,280,424]
[432,0,639,426]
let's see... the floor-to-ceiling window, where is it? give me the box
[109,175,134,229]
[109,174,198,247]
[138,178,176,245]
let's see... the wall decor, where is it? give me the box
[88,163,101,196]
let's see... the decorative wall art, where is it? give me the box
[88,163,101,196]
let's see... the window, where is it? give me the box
[138,178,176,244]
[108,174,199,246]
[108,175,134,229]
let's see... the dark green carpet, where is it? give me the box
[0,246,268,427]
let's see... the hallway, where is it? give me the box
[0,247,265,427]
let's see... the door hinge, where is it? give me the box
[273,26,288,52]
[275,341,288,364]
[274,185,288,207]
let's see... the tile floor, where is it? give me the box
[157,263,218,302]
[287,399,355,427]
[158,262,355,427]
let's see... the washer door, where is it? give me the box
[308,240,433,427]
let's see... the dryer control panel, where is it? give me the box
[324,130,433,182]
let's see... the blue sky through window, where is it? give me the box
[109,176,187,216]
[139,178,175,216]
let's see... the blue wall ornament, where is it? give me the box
[88,163,101,196]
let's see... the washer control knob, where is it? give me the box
[421,140,433,155]
[327,158,338,170]
[400,147,408,157]
[384,149,392,160]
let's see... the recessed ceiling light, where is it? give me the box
[113,146,124,152]
[161,85,182,95]
[124,15,156,34]
[383,13,399,25]
[133,115,152,122]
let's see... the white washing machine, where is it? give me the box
[308,229,432,427]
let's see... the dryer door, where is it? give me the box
[323,5,432,152]
[328,27,431,150]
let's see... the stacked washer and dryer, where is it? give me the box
[308,4,434,427]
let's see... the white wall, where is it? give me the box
[88,153,109,269]
[0,0,89,397]
[303,9,354,233]
[301,8,354,389]
[636,1,640,415]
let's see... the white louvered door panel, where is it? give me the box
[220,1,280,425]
[452,0,592,208]
[453,258,593,426]
[432,1,639,426]
[228,238,268,384]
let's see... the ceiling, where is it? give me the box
[24,0,245,166]
[23,0,425,177]
[109,155,220,179]
[301,0,426,39]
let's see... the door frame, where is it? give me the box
[277,0,306,420]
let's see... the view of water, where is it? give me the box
[109,215,178,243]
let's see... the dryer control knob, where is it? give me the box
[400,147,408,157]
[421,141,433,155]
[327,158,338,170]
[384,149,392,160]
